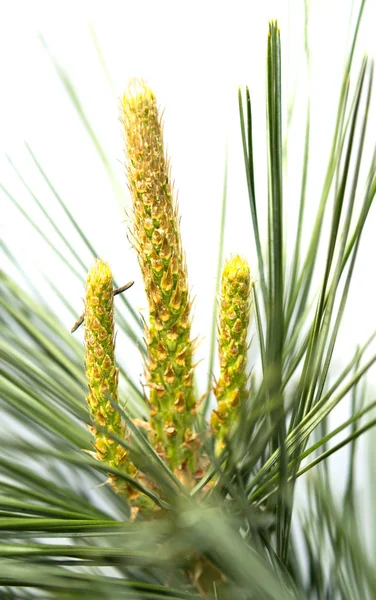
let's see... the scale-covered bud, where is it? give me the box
[211,255,252,453]
[84,259,137,497]
[121,80,197,480]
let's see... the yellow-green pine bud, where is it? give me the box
[84,259,132,493]
[121,80,196,478]
[211,255,251,453]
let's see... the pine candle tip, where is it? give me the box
[122,79,155,109]
[222,255,250,282]
[86,258,113,286]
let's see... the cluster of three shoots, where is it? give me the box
[81,81,252,508]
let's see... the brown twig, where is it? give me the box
[71,281,134,333]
